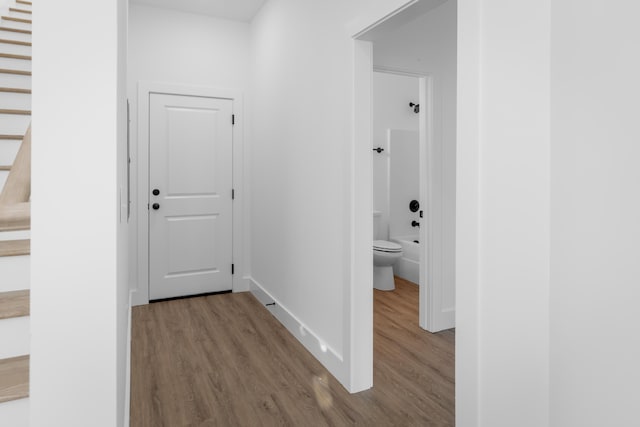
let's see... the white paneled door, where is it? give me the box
[149,93,233,300]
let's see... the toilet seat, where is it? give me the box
[373,240,402,253]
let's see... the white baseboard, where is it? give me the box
[394,257,419,284]
[124,290,133,427]
[130,288,147,307]
[233,276,251,293]
[0,316,29,359]
[438,307,456,331]
[249,278,348,388]
[0,397,29,427]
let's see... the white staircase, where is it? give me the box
[0,0,31,426]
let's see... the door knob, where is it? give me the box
[152,203,160,210]
[152,189,160,196]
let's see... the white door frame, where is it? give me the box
[372,66,437,331]
[349,0,455,393]
[133,82,246,305]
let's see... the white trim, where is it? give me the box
[373,65,426,78]
[456,0,481,423]
[124,290,133,427]
[371,66,446,332]
[249,277,347,387]
[349,0,419,40]
[348,39,374,393]
[419,75,432,330]
[133,81,246,305]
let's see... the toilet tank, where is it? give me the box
[373,210,382,240]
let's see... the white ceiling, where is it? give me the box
[131,0,267,22]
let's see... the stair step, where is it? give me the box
[0,355,29,403]
[0,290,29,320]
[0,204,30,232]
[0,22,30,32]
[0,72,30,88]
[0,43,30,56]
[0,114,30,134]
[0,87,30,94]
[0,58,31,72]
[0,109,30,115]
[0,38,30,46]
[0,27,30,35]
[9,9,31,15]
[0,134,23,140]
[0,91,30,110]
[0,254,29,293]
[0,34,30,47]
[0,314,29,359]
[0,240,29,257]
[16,0,32,5]
[1,17,31,25]
[0,53,30,61]
[0,69,29,76]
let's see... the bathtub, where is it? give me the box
[390,235,420,285]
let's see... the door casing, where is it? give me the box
[133,82,247,306]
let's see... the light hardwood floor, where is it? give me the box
[131,277,454,426]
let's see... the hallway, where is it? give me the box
[130,279,454,426]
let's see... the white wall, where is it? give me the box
[373,0,457,319]
[457,0,550,425]
[127,4,251,302]
[372,72,419,240]
[128,4,250,89]
[250,0,414,391]
[31,0,129,425]
[550,1,640,426]
[250,0,349,372]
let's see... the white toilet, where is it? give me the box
[373,211,403,291]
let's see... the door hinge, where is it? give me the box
[232,189,235,200]
[232,114,235,125]
[232,264,235,275]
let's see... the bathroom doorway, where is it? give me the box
[371,69,426,317]
[348,0,458,392]
[358,0,457,334]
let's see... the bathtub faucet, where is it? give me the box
[411,220,420,228]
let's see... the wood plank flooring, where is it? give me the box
[131,277,454,426]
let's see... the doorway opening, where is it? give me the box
[350,0,457,394]
[371,68,431,328]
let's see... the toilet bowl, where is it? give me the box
[373,240,403,291]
